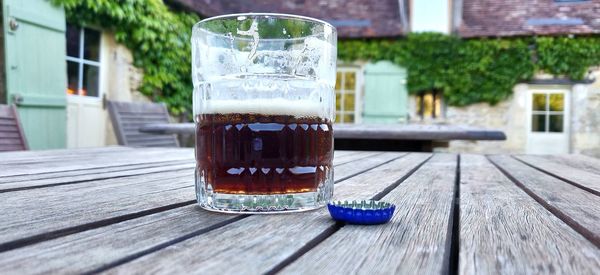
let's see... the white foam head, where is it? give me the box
[200,98,324,118]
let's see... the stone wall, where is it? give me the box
[102,32,148,146]
[424,69,600,157]
[406,84,528,154]
[571,69,600,157]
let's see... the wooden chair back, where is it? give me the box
[0,104,29,151]
[107,101,179,147]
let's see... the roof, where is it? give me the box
[170,0,405,38]
[459,0,600,37]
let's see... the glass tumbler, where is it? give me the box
[192,13,337,213]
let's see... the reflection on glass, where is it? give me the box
[335,93,341,110]
[343,113,354,123]
[66,25,80,58]
[83,64,99,97]
[67,61,79,95]
[532,93,546,111]
[84,28,101,61]
[344,72,355,90]
[549,94,564,112]
[531,114,546,132]
[335,112,341,123]
[335,72,342,90]
[549,115,564,132]
[344,93,355,110]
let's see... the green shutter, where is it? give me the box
[3,0,67,149]
[362,61,408,124]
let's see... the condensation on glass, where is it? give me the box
[191,13,337,213]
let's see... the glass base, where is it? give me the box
[196,169,334,214]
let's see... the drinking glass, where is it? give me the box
[192,13,337,213]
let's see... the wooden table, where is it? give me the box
[1,147,599,274]
[139,123,506,151]
[139,123,506,141]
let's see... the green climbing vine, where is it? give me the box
[53,1,600,112]
[340,33,600,106]
[53,0,199,116]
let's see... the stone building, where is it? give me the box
[2,0,598,155]
[174,0,600,156]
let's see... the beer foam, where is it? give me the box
[200,99,325,118]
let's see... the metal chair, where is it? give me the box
[0,104,29,151]
[107,101,179,147]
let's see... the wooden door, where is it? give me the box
[363,61,408,123]
[2,0,67,149]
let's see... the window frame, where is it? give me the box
[530,91,566,133]
[66,25,102,98]
[335,66,363,124]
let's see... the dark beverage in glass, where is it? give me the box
[196,113,333,195]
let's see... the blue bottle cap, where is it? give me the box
[327,200,396,225]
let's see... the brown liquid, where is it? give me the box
[196,113,333,194]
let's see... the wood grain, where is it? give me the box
[0,152,404,274]
[514,154,600,195]
[0,146,132,162]
[107,101,179,147]
[0,161,195,191]
[546,154,600,175]
[488,155,600,246]
[0,104,28,151]
[107,153,431,274]
[460,155,600,274]
[282,154,456,274]
[0,169,196,245]
[0,147,193,178]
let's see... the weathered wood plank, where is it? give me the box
[0,206,235,274]
[489,155,600,245]
[547,154,600,175]
[0,152,404,274]
[514,155,600,196]
[0,150,370,188]
[281,154,456,274]
[0,169,195,246]
[461,155,600,274]
[0,148,193,177]
[0,146,133,162]
[0,161,195,191]
[108,153,431,274]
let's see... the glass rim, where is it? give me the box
[194,12,336,33]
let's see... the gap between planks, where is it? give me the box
[0,151,401,258]
[90,152,408,274]
[487,155,600,248]
[511,155,600,197]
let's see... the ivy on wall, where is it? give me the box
[340,33,600,106]
[53,0,199,116]
[53,1,600,112]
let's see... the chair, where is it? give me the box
[107,101,179,147]
[0,104,29,151]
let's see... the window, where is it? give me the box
[66,25,101,97]
[416,90,443,119]
[531,92,565,133]
[335,68,361,123]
